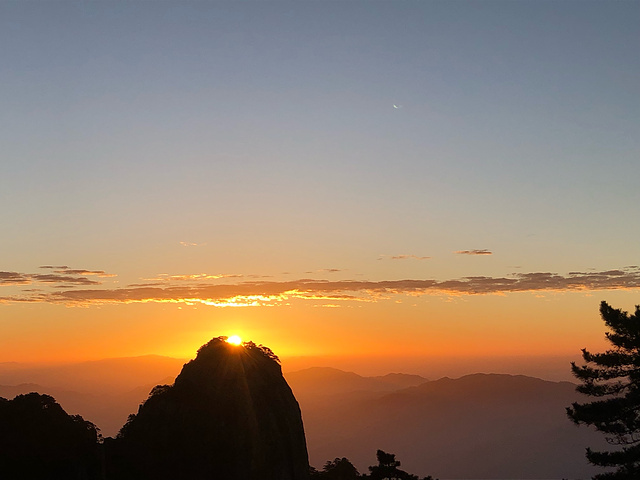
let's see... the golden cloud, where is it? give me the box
[2,267,640,307]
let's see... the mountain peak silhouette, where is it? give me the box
[108,336,309,480]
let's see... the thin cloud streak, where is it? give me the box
[455,249,492,255]
[2,267,640,306]
[1,266,117,288]
[40,265,115,276]
[179,241,206,247]
[0,271,101,286]
[143,273,244,282]
[304,268,344,274]
[389,255,431,261]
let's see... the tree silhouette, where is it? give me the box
[567,301,640,479]
[311,451,437,480]
[319,457,360,480]
[365,450,436,480]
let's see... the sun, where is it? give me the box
[226,335,242,346]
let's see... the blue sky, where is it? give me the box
[1,1,639,362]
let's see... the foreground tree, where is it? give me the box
[312,451,437,480]
[313,457,360,480]
[365,450,435,480]
[567,301,640,479]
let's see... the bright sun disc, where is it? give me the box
[226,335,242,345]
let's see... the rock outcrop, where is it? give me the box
[108,337,309,480]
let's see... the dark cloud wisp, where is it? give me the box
[455,249,492,255]
[0,266,117,289]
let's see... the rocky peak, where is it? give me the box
[110,336,309,480]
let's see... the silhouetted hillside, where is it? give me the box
[293,371,606,479]
[0,393,100,480]
[108,337,309,480]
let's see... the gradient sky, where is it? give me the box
[1,1,639,369]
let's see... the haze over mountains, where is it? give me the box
[288,368,605,479]
[0,356,185,440]
[0,355,604,479]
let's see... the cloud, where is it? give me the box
[455,249,492,255]
[1,271,99,286]
[1,266,116,288]
[43,266,116,277]
[179,241,206,247]
[59,269,115,277]
[2,267,640,307]
[389,255,431,261]
[0,272,30,286]
[143,273,243,282]
[29,274,100,285]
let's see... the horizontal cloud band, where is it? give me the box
[1,268,639,306]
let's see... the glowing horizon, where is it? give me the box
[1,1,638,370]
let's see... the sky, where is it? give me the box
[1,1,639,372]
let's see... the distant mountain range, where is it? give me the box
[286,367,428,399]
[287,368,606,479]
[0,355,185,394]
[0,357,606,479]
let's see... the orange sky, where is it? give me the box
[1,2,638,375]
[0,282,625,369]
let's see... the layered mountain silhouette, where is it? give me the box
[0,353,611,479]
[288,369,606,479]
[0,338,309,480]
[286,367,427,396]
